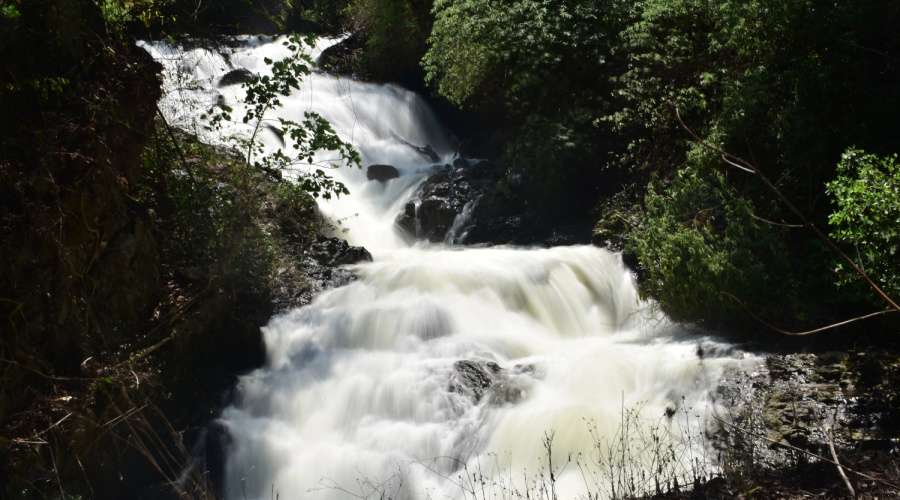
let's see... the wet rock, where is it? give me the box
[417,197,459,241]
[394,212,417,239]
[218,68,254,87]
[317,33,366,79]
[448,360,536,406]
[307,236,373,266]
[465,215,526,245]
[449,360,502,404]
[269,236,372,314]
[716,350,900,471]
[394,159,526,244]
[394,156,596,247]
[541,222,593,247]
[366,164,400,182]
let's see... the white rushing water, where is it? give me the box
[142,36,755,500]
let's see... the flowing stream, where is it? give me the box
[142,36,755,500]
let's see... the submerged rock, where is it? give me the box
[448,360,534,406]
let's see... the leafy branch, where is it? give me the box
[204,34,361,200]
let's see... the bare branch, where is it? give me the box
[749,214,804,228]
[720,291,895,336]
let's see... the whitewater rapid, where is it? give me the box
[142,35,754,500]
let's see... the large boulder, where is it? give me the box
[366,164,400,182]
[218,68,254,87]
[449,360,502,404]
[394,156,596,247]
[269,236,373,314]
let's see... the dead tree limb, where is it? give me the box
[720,292,895,336]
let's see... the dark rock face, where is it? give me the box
[367,164,400,182]
[394,157,593,247]
[310,236,373,266]
[393,158,521,244]
[317,32,366,79]
[269,236,373,314]
[716,350,900,467]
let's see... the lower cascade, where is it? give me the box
[222,245,746,499]
[143,35,754,500]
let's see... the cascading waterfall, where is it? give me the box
[143,36,755,500]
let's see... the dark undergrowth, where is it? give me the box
[0,68,326,499]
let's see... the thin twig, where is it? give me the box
[119,284,210,367]
[749,214,804,228]
[155,104,194,182]
[720,291,895,336]
[827,426,856,498]
[35,413,73,438]
[48,441,66,500]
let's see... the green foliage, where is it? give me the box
[424,0,625,109]
[424,0,629,206]
[631,168,787,324]
[0,2,21,19]
[205,34,361,200]
[351,0,416,48]
[99,0,176,30]
[140,129,318,296]
[604,0,900,326]
[345,0,431,79]
[284,0,351,32]
[826,148,900,301]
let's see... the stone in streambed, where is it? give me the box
[218,68,254,87]
[366,164,400,182]
[449,360,501,404]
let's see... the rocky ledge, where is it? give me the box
[269,235,372,314]
[710,348,900,497]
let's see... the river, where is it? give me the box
[141,35,754,500]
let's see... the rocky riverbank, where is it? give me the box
[706,348,900,498]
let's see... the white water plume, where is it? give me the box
[142,36,756,500]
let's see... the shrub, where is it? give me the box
[826,148,900,303]
[630,167,788,325]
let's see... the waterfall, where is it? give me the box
[142,35,754,500]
